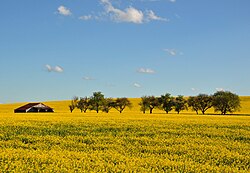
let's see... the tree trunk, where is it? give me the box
[150,108,153,114]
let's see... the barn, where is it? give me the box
[14,103,54,113]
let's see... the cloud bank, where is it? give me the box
[57,1,168,24]
[100,0,167,24]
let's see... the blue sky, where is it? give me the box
[0,0,250,103]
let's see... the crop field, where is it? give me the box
[0,98,249,172]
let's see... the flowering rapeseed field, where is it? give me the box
[0,98,249,172]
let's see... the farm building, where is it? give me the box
[14,103,54,113]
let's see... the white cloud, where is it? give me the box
[137,68,155,74]
[54,66,64,73]
[45,64,53,72]
[169,0,176,3]
[45,65,64,73]
[216,88,225,92]
[83,76,94,80]
[191,88,196,91]
[164,49,177,56]
[58,6,72,16]
[101,0,144,24]
[134,83,142,88]
[79,15,92,21]
[146,10,168,22]
[164,48,184,56]
[101,0,166,24]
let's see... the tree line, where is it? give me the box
[69,91,241,115]
[69,92,132,113]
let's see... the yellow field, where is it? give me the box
[0,97,249,172]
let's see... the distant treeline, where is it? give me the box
[69,91,240,115]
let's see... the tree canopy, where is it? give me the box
[89,92,105,113]
[174,95,187,114]
[158,93,175,114]
[113,98,132,113]
[69,90,241,115]
[213,91,240,115]
[77,97,89,113]
[188,94,213,115]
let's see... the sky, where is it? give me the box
[0,0,250,103]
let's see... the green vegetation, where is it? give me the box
[213,91,241,115]
[69,92,132,114]
[158,93,175,114]
[188,94,213,115]
[138,91,240,115]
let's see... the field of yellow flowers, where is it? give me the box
[0,97,249,172]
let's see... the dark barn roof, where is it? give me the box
[14,103,54,113]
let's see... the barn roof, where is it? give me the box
[14,103,53,111]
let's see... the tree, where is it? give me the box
[113,98,132,113]
[139,96,150,114]
[69,96,79,113]
[89,92,105,113]
[139,96,159,114]
[158,93,175,114]
[77,97,89,113]
[148,96,160,114]
[197,94,213,115]
[102,98,115,113]
[188,96,199,114]
[213,91,240,115]
[174,95,187,114]
[188,94,213,115]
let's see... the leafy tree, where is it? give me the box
[213,91,240,115]
[188,94,213,115]
[147,96,160,114]
[139,96,159,114]
[188,96,199,114]
[139,96,150,114]
[113,98,132,113]
[197,94,213,115]
[89,92,105,113]
[174,95,187,114]
[158,93,175,114]
[102,98,115,113]
[69,96,79,113]
[77,97,89,113]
